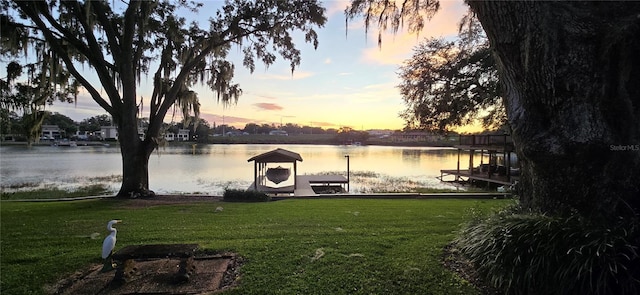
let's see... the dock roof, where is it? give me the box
[247,148,303,163]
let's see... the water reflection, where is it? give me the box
[1,144,462,195]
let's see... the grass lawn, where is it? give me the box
[0,198,509,294]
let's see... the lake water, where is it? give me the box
[0,144,471,195]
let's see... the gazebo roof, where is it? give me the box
[247,148,303,163]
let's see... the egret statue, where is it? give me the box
[101,219,122,272]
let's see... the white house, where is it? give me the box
[41,125,61,139]
[162,129,190,141]
[177,129,190,141]
[100,126,118,140]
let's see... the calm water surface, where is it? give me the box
[0,144,467,194]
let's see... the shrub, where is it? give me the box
[223,189,271,202]
[456,209,640,295]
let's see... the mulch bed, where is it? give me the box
[46,197,236,294]
[47,244,243,295]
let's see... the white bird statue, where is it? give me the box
[101,219,122,272]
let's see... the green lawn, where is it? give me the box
[0,198,509,294]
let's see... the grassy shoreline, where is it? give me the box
[0,198,509,294]
[1,184,112,200]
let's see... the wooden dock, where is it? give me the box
[439,134,519,187]
[248,175,348,197]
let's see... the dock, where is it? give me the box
[248,175,348,197]
[247,148,349,197]
[439,169,518,186]
[440,134,519,187]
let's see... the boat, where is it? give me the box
[266,166,291,184]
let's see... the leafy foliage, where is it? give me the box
[333,126,369,144]
[345,0,440,47]
[397,17,503,132]
[456,207,640,294]
[3,0,326,127]
[223,188,271,202]
[78,114,113,132]
[345,2,504,132]
[43,112,78,135]
[0,59,79,144]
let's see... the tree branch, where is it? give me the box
[91,2,123,61]
[14,2,115,115]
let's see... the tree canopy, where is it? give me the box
[397,16,502,132]
[346,1,503,132]
[2,0,326,132]
[0,58,79,145]
[1,0,326,197]
[345,0,439,47]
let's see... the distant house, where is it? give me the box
[269,130,288,136]
[177,129,190,141]
[41,125,61,139]
[100,126,118,140]
[162,129,190,141]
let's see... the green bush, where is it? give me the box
[456,208,640,294]
[223,188,271,202]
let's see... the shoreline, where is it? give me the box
[0,137,456,148]
[2,192,511,203]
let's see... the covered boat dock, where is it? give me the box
[439,134,519,188]
[247,148,348,196]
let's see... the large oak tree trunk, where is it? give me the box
[114,98,157,199]
[467,1,640,218]
[118,137,155,198]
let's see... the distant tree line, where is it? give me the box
[1,111,373,144]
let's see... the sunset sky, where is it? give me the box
[46,0,475,132]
